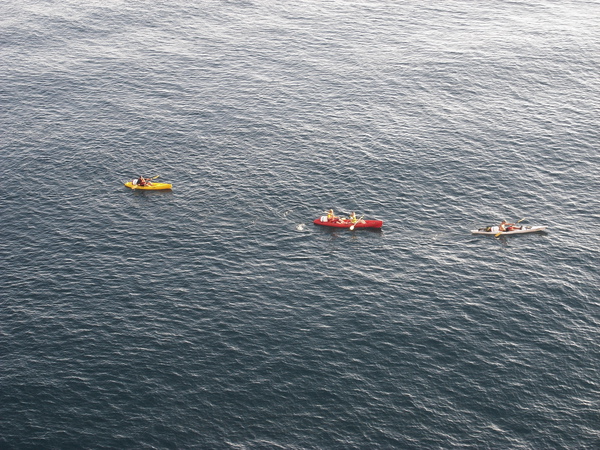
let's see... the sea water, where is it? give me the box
[1,0,599,447]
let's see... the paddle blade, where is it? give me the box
[349,215,364,231]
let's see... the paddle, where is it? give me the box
[349,215,364,231]
[495,218,526,237]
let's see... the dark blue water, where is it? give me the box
[2,0,599,448]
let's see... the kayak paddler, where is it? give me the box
[499,220,518,232]
[327,209,339,222]
[137,176,153,187]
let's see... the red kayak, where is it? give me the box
[314,216,383,229]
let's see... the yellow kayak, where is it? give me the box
[124,181,172,190]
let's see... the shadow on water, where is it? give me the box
[471,230,550,248]
[314,225,384,237]
[127,189,174,197]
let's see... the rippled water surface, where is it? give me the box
[1,0,599,448]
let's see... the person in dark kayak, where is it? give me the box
[499,220,519,231]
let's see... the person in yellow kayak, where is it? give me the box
[136,176,153,187]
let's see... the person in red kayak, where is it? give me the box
[349,212,358,223]
[327,209,340,222]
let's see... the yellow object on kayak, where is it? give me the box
[124,181,172,190]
